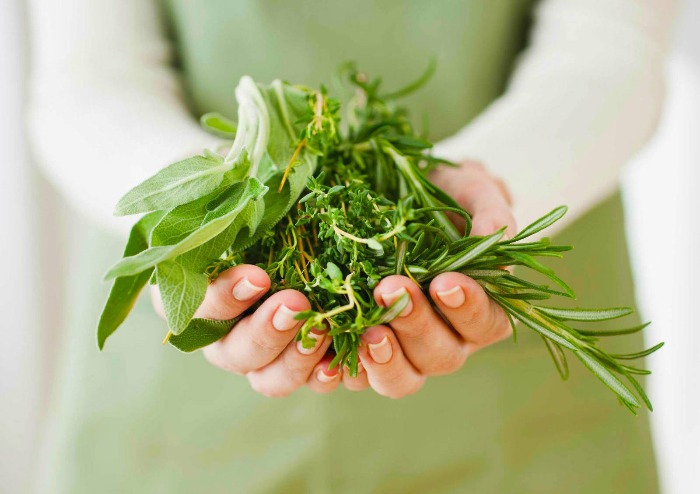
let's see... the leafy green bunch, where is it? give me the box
[98,67,662,413]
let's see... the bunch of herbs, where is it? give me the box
[98,66,662,414]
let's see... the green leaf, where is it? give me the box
[576,321,651,337]
[499,292,551,301]
[507,206,568,243]
[200,112,237,139]
[434,228,505,273]
[498,274,571,297]
[385,143,463,240]
[168,317,239,352]
[574,350,640,408]
[221,79,322,250]
[462,269,509,279]
[156,260,209,335]
[535,306,633,322]
[378,293,410,324]
[542,336,569,380]
[612,342,665,360]
[325,262,343,282]
[366,238,384,253]
[105,178,267,279]
[381,58,436,100]
[624,374,654,411]
[182,196,266,272]
[96,210,166,349]
[114,154,230,216]
[487,292,576,350]
[506,251,575,298]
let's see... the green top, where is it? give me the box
[41,1,657,492]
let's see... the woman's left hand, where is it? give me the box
[339,161,517,397]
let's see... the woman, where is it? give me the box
[28,0,676,492]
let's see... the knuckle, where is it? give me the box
[398,319,432,340]
[344,381,367,392]
[282,356,314,386]
[380,376,425,399]
[248,375,293,398]
[423,349,467,376]
[491,319,513,344]
[202,346,246,375]
[249,334,286,356]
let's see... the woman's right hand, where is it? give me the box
[151,264,353,397]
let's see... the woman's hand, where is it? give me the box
[343,161,517,398]
[151,267,343,397]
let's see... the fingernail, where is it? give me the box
[380,287,413,317]
[317,368,339,383]
[232,277,266,301]
[436,286,465,309]
[368,335,392,364]
[272,304,299,331]
[297,331,324,355]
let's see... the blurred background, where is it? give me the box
[1,1,697,493]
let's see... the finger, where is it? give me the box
[246,328,331,397]
[202,289,310,374]
[194,264,271,320]
[434,161,516,237]
[374,276,467,376]
[429,272,512,351]
[462,178,515,238]
[306,355,342,394]
[358,325,425,399]
[342,361,370,392]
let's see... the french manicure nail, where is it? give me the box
[436,285,465,309]
[297,331,324,355]
[368,335,392,364]
[232,277,266,301]
[272,304,299,331]
[317,369,339,383]
[381,287,413,317]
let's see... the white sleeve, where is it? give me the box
[27,0,217,235]
[434,0,678,230]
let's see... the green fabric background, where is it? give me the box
[40,1,658,492]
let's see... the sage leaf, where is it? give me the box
[156,260,209,335]
[105,178,267,279]
[168,317,239,352]
[182,195,266,272]
[200,112,237,139]
[114,154,231,216]
[97,210,166,349]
